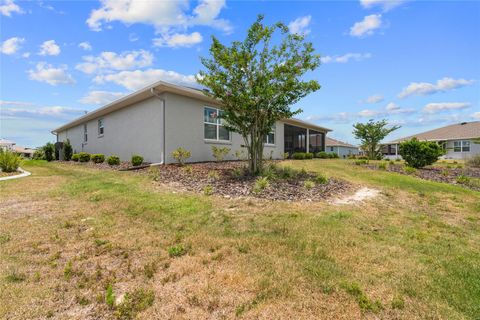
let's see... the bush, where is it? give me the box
[71,153,79,162]
[131,154,143,166]
[168,244,186,257]
[78,152,91,162]
[329,153,339,159]
[315,151,328,159]
[404,166,417,174]
[91,154,105,164]
[314,173,328,184]
[355,159,368,165]
[292,152,306,160]
[304,180,315,190]
[305,152,314,159]
[107,155,120,166]
[283,152,290,159]
[399,138,445,168]
[171,147,191,166]
[43,142,55,162]
[467,155,480,168]
[378,162,387,170]
[32,149,44,160]
[62,139,73,161]
[211,146,230,162]
[253,176,270,193]
[0,150,21,172]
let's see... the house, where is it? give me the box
[12,146,36,158]
[0,139,15,152]
[325,137,359,158]
[382,121,480,160]
[52,80,331,164]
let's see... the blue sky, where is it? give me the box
[1,0,479,148]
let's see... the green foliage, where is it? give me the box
[171,147,191,166]
[328,153,339,159]
[304,180,315,190]
[183,165,193,174]
[43,142,55,162]
[467,155,480,168]
[32,149,44,160]
[283,152,290,160]
[292,152,306,160]
[315,151,328,159]
[78,152,91,162]
[391,296,405,309]
[168,244,186,257]
[207,170,220,180]
[62,139,73,161]
[456,174,470,184]
[64,261,74,279]
[354,159,368,165]
[71,153,79,162]
[105,283,115,308]
[131,154,143,166]
[314,173,328,184]
[115,288,154,320]
[305,152,314,159]
[203,185,213,196]
[107,155,120,166]
[211,146,230,161]
[197,15,321,174]
[343,282,383,313]
[0,150,21,172]
[5,269,26,283]
[235,149,246,160]
[399,138,445,168]
[91,154,105,164]
[404,166,417,174]
[353,119,400,160]
[253,176,270,193]
[378,162,387,170]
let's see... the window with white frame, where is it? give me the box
[83,124,88,142]
[98,118,104,136]
[263,128,275,145]
[204,107,230,141]
[454,140,470,152]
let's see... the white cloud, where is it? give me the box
[321,52,372,64]
[86,0,231,33]
[93,69,196,91]
[364,94,384,103]
[0,0,22,16]
[472,112,480,120]
[423,102,471,114]
[76,50,153,74]
[350,14,382,37]
[360,0,406,11]
[22,52,30,58]
[153,32,203,48]
[28,62,75,86]
[79,91,126,105]
[288,15,311,35]
[385,102,416,114]
[358,109,382,117]
[385,102,399,111]
[78,41,92,51]
[0,37,24,55]
[398,77,475,98]
[0,100,34,107]
[2,105,84,119]
[39,40,61,56]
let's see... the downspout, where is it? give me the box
[150,88,166,166]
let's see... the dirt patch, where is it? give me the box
[331,187,380,205]
[141,161,352,202]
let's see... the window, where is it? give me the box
[454,140,470,152]
[98,118,104,136]
[83,124,88,142]
[263,128,275,145]
[204,107,229,141]
[330,147,334,152]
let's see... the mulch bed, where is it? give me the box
[366,163,480,191]
[0,171,20,178]
[58,160,147,171]
[140,161,352,202]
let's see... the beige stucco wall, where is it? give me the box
[57,96,164,163]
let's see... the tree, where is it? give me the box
[63,139,73,161]
[399,138,445,168]
[197,15,321,174]
[43,142,55,162]
[353,119,400,160]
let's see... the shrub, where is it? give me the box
[261,163,278,180]
[203,185,213,195]
[378,162,387,170]
[71,153,80,162]
[131,154,143,166]
[107,155,120,166]
[354,159,368,165]
[183,165,193,174]
[91,154,105,164]
[32,149,44,160]
[305,152,314,159]
[283,152,290,159]
[316,151,329,159]
[467,155,480,168]
[115,288,154,319]
[314,173,328,184]
[43,142,55,162]
[292,152,306,160]
[171,147,191,166]
[211,146,230,161]
[399,138,445,168]
[168,244,186,257]
[253,176,270,193]
[404,166,417,174]
[456,174,470,184]
[207,170,220,180]
[0,150,21,172]
[328,153,337,159]
[304,180,315,190]
[78,152,91,162]
[62,139,73,161]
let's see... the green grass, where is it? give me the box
[0,160,479,319]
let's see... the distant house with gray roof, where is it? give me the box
[325,137,359,158]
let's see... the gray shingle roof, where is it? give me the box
[325,137,357,148]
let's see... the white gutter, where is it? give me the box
[150,88,166,165]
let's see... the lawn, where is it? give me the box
[1,159,479,319]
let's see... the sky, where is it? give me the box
[1,0,479,148]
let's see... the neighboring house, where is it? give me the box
[13,146,36,158]
[382,121,480,160]
[52,80,331,164]
[0,139,15,152]
[325,137,359,158]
